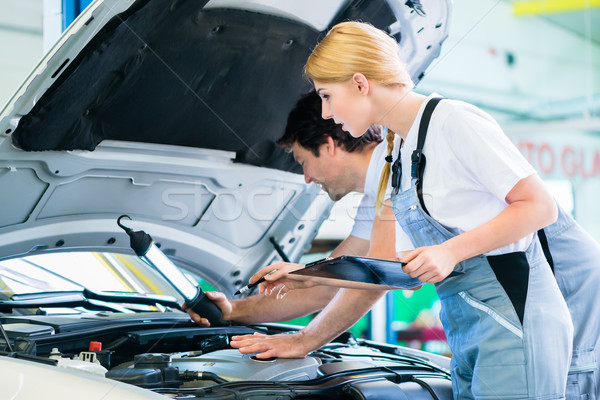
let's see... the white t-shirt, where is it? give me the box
[350,137,414,252]
[397,94,536,255]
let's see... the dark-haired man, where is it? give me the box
[184,90,405,327]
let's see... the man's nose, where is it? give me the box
[304,170,313,184]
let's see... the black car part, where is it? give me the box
[117,215,228,326]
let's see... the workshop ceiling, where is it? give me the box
[512,0,600,45]
[0,0,599,126]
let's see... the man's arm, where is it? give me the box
[185,235,370,326]
[230,200,397,358]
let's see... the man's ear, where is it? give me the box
[352,73,370,95]
[324,135,337,156]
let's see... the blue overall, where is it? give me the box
[390,98,573,399]
[540,205,600,400]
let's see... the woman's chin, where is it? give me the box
[348,129,364,138]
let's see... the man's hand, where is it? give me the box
[182,291,232,326]
[401,244,458,284]
[250,262,310,299]
[230,331,313,359]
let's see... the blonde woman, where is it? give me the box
[231,22,575,399]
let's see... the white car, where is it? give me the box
[0,0,452,398]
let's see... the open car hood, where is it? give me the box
[0,0,451,294]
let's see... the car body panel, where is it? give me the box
[0,356,166,400]
[0,0,453,398]
[0,0,451,291]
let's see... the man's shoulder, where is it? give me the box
[368,135,401,165]
[364,135,399,196]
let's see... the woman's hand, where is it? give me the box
[400,244,458,284]
[250,262,311,299]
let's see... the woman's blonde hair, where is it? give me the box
[305,21,412,214]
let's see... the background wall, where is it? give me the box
[0,0,43,109]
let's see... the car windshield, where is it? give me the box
[0,252,189,305]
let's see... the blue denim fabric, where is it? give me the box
[544,204,600,400]
[391,180,573,400]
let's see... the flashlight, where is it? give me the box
[117,215,226,326]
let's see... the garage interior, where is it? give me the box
[1,0,598,354]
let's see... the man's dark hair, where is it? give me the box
[277,90,382,156]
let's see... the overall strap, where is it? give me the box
[391,139,403,193]
[412,97,443,215]
[537,228,555,274]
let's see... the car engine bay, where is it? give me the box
[0,312,452,399]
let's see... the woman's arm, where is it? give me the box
[401,174,557,283]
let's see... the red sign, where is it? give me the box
[517,140,600,178]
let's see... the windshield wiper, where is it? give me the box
[0,350,58,366]
[0,289,180,312]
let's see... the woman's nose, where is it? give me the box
[321,103,333,119]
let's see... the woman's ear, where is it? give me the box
[352,73,370,95]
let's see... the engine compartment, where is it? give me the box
[0,312,453,399]
[105,348,322,387]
